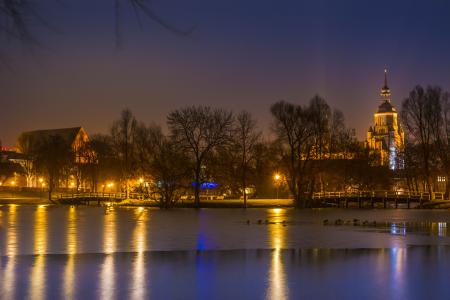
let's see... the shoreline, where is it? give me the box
[1,197,449,209]
[0,197,295,208]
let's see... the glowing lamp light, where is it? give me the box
[39,178,44,183]
[70,182,75,187]
[274,173,281,181]
[139,178,144,184]
[11,181,15,186]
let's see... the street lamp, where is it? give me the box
[273,173,282,200]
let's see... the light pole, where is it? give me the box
[274,173,281,200]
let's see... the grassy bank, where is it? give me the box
[0,191,294,208]
[118,198,294,208]
[0,189,50,205]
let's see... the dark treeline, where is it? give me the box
[7,86,450,208]
[401,85,450,196]
[9,94,390,209]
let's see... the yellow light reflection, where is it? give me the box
[266,208,288,300]
[100,208,116,300]
[3,205,18,299]
[6,205,17,256]
[272,208,282,214]
[64,207,77,299]
[131,208,148,300]
[29,205,47,300]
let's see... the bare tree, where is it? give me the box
[433,90,450,196]
[34,135,73,201]
[145,125,190,208]
[308,96,331,197]
[0,0,193,57]
[234,111,261,207]
[16,133,36,187]
[111,108,137,197]
[271,100,313,208]
[167,105,233,208]
[401,85,441,196]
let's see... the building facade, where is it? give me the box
[14,127,90,187]
[366,70,404,170]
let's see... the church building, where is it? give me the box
[366,70,404,170]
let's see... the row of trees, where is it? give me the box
[71,96,385,208]
[270,96,385,207]
[92,108,263,208]
[6,95,404,208]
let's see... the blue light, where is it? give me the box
[192,182,220,190]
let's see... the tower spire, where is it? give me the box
[380,68,391,101]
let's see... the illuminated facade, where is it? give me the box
[14,127,91,187]
[366,70,404,170]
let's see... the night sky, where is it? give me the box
[2,0,450,146]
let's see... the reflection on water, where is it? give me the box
[3,205,17,300]
[29,205,47,300]
[1,247,450,299]
[437,222,447,237]
[64,206,77,299]
[385,221,450,237]
[391,248,407,299]
[390,223,406,236]
[267,208,288,300]
[100,207,116,300]
[2,206,450,299]
[131,207,148,300]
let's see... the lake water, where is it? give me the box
[1,205,450,299]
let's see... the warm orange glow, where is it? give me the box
[139,178,144,184]
[274,173,281,181]
[272,208,283,214]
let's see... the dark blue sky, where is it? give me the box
[2,0,450,146]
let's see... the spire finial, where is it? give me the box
[384,69,388,88]
[380,68,391,101]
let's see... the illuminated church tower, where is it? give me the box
[366,70,404,170]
